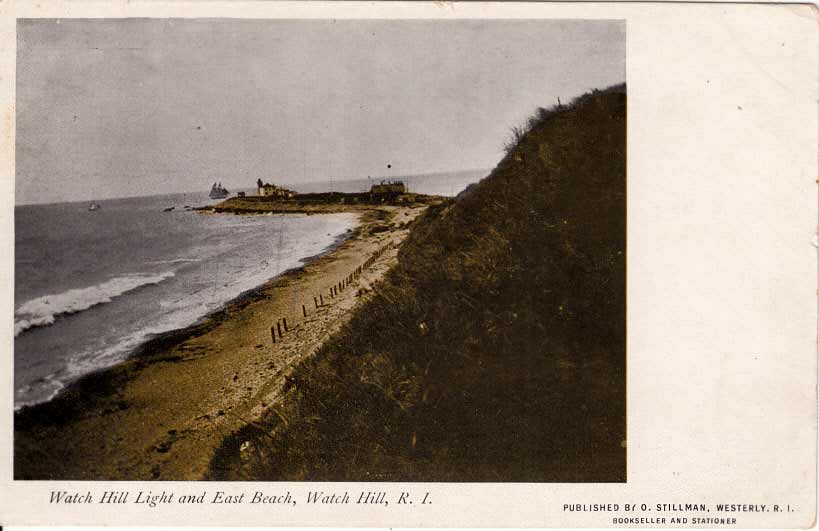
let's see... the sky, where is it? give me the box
[16,18,625,205]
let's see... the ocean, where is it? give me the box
[14,192,358,409]
[14,170,488,409]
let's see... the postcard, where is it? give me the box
[0,1,816,527]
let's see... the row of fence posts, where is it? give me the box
[270,243,392,346]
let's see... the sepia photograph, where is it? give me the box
[13,17,626,482]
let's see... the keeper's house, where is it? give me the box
[256,179,295,199]
[370,180,406,195]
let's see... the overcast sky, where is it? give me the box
[16,18,625,205]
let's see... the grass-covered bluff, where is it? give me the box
[210,84,627,482]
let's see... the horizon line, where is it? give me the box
[15,167,491,207]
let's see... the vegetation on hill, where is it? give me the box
[210,84,627,482]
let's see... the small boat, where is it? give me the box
[88,203,100,211]
[163,206,175,212]
[209,182,229,199]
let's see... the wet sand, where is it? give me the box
[14,204,426,480]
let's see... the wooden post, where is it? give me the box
[303,304,307,317]
[283,317,288,332]
[320,294,324,305]
[314,297,318,308]
[277,321,283,338]
[270,326,276,344]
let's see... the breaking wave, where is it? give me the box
[14,272,175,337]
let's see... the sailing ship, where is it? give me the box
[209,182,229,199]
[88,203,101,211]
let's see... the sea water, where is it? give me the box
[14,170,488,409]
[14,191,357,408]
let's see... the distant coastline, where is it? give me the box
[14,168,488,208]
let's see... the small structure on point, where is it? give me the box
[370,180,406,196]
[256,178,295,199]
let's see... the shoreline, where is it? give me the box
[13,210,358,413]
[15,203,429,480]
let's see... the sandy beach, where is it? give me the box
[15,204,427,480]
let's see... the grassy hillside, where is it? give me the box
[210,84,626,482]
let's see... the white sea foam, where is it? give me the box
[14,272,175,337]
[13,375,64,411]
[148,258,201,265]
